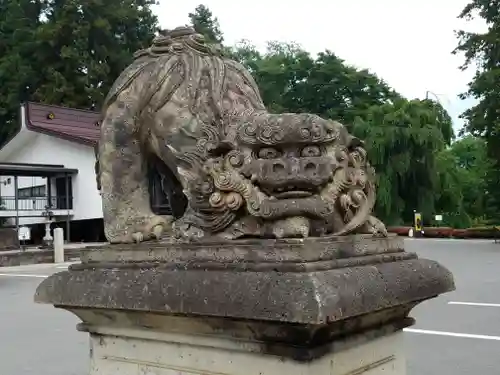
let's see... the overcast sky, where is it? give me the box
[154,1,486,131]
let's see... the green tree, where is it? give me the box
[352,99,454,225]
[232,41,400,123]
[0,0,45,143]
[32,0,159,110]
[188,4,224,44]
[435,136,494,228]
[434,147,469,228]
[454,0,500,220]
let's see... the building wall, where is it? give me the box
[0,133,102,225]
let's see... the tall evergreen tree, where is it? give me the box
[454,0,500,221]
[188,4,224,44]
[0,0,45,143]
[33,0,159,110]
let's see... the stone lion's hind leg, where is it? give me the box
[99,101,172,244]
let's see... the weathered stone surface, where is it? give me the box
[77,234,407,270]
[34,236,454,369]
[72,309,412,357]
[80,315,407,373]
[36,257,451,324]
[0,247,83,267]
[35,237,454,326]
[76,311,408,371]
[96,26,387,244]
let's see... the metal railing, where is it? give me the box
[0,196,73,211]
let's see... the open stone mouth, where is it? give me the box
[264,185,319,199]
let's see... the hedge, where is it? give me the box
[387,226,500,239]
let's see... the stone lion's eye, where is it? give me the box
[301,145,321,157]
[258,148,280,159]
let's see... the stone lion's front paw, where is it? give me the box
[357,215,388,237]
[131,215,173,243]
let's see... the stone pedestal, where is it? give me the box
[35,234,454,375]
[81,314,406,374]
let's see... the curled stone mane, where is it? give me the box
[136,27,224,58]
[103,27,224,116]
[102,26,264,128]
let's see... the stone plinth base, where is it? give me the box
[35,234,454,375]
[79,313,406,375]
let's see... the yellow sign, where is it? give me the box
[414,213,422,231]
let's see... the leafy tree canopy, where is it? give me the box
[454,1,500,150]
[34,0,158,109]
[448,136,492,223]
[188,4,223,44]
[353,99,454,224]
[0,0,44,142]
[454,0,500,221]
[232,41,401,124]
[435,135,493,228]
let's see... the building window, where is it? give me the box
[17,185,46,198]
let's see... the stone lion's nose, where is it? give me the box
[240,157,334,192]
[269,158,302,178]
[269,158,317,177]
[271,160,287,174]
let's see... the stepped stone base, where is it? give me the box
[35,234,454,375]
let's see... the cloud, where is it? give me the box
[154,0,487,130]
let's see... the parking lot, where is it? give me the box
[1,238,500,374]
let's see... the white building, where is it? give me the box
[0,102,104,243]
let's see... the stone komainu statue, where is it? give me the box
[96,27,387,243]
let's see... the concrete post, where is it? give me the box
[53,227,64,263]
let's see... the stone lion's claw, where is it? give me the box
[128,216,172,243]
[132,232,144,243]
[152,224,164,239]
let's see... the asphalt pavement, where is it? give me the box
[0,263,88,375]
[1,238,500,374]
[405,238,500,375]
